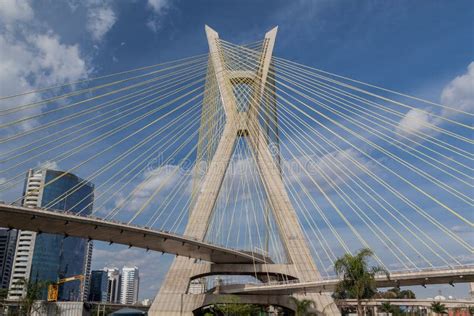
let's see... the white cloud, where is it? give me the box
[0,32,89,131]
[32,34,88,85]
[395,108,435,136]
[146,0,170,33]
[86,5,117,42]
[283,148,374,192]
[440,61,474,115]
[119,164,191,212]
[38,160,59,170]
[147,0,168,13]
[0,0,89,134]
[396,61,474,137]
[0,0,34,25]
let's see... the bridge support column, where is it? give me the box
[150,25,339,315]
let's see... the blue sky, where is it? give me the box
[0,0,473,301]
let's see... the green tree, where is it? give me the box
[212,295,259,315]
[12,278,50,316]
[399,289,416,299]
[376,288,416,299]
[332,248,389,316]
[289,297,316,316]
[430,301,448,315]
[379,302,393,313]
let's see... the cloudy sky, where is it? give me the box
[0,0,472,301]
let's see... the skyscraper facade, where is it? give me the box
[0,229,18,289]
[8,169,94,301]
[106,268,121,303]
[88,270,109,302]
[120,266,139,305]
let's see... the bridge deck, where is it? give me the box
[0,203,270,264]
[218,266,474,295]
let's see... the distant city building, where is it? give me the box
[0,228,18,289]
[120,266,139,305]
[83,241,94,301]
[140,298,152,306]
[106,267,121,303]
[188,278,207,294]
[89,270,109,302]
[8,169,94,301]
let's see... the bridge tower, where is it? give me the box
[149,26,339,315]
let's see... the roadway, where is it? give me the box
[0,203,270,264]
[217,266,474,295]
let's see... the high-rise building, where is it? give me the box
[88,270,109,302]
[82,241,94,301]
[0,228,18,289]
[188,278,207,294]
[120,266,139,305]
[8,169,94,301]
[106,268,121,303]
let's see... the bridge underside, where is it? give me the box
[0,203,270,264]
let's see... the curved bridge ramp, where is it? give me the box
[218,266,474,295]
[0,203,271,264]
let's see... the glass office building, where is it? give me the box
[20,169,94,301]
[0,228,18,289]
[89,270,109,302]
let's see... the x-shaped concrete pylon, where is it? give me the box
[183,25,322,282]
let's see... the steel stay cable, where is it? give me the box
[273,57,473,129]
[227,67,345,270]
[274,64,474,174]
[275,93,468,263]
[0,55,208,117]
[15,89,204,208]
[270,83,473,251]
[131,74,224,225]
[224,45,474,230]
[276,102,435,267]
[126,100,225,225]
[272,79,473,227]
[0,65,207,160]
[106,79,221,223]
[149,97,225,228]
[0,81,205,194]
[273,56,474,116]
[257,63,474,252]
[274,71,474,203]
[224,43,464,266]
[249,85,424,269]
[0,62,207,144]
[71,106,202,217]
[0,58,207,130]
[1,75,207,175]
[221,40,470,179]
[220,40,473,149]
[43,103,201,211]
[223,43,373,256]
[228,66,357,272]
[0,53,208,101]
[275,103,427,269]
[273,62,474,161]
[281,103,471,261]
[87,109,203,219]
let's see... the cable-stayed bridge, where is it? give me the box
[0,25,472,314]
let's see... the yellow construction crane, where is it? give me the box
[47,275,84,302]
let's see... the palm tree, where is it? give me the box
[431,301,448,315]
[289,297,316,316]
[399,289,416,299]
[332,248,389,316]
[379,302,393,313]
